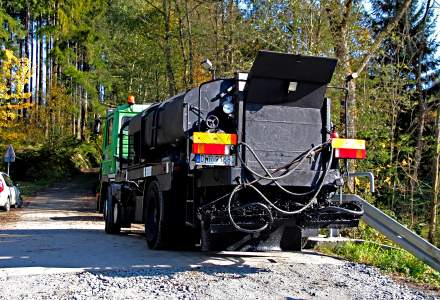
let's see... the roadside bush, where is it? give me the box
[6,137,101,181]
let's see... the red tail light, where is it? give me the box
[192,132,236,155]
[331,138,366,159]
[0,180,4,192]
[192,144,232,155]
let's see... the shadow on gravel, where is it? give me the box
[0,228,268,278]
[86,264,268,279]
[50,216,104,222]
[23,198,97,213]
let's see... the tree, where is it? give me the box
[0,49,32,143]
[429,99,440,243]
[324,0,411,137]
[368,0,439,227]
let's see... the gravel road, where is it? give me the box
[0,174,438,300]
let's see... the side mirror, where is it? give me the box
[93,118,102,135]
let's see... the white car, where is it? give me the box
[0,172,22,211]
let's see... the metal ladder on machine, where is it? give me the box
[335,172,440,272]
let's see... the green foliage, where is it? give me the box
[317,242,440,288]
[70,139,101,170]
[10,137,101,182]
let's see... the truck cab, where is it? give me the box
[98,100,150,212]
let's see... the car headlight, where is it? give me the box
[222,101,234,114]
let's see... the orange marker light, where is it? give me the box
[128,95,135,105]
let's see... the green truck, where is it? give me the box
[97,101,150,213]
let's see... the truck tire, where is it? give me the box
[104,191,121,234]
[97,183,107,213]
[280,225,303,251]
[145,181,173,249]
[144,180,198,250]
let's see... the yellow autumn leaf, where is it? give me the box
[0,48,32,127]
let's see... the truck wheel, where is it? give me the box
[280,225,303,251]
[145,181,170,249]
[104,193,121,234]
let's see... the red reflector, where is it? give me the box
[335,148,366,159]
[192,144,229,155]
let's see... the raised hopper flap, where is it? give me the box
[244,51,337,108]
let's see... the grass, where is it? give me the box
[317,241,440,288]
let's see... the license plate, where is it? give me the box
[195,154,235,166]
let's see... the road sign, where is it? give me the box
[4,144,15,163]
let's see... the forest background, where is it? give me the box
[0,0,438,246]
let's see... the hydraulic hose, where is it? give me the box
[228,201,274,234]
[198,144,324,211]
[227,142,334,233]
[237,142,327,197]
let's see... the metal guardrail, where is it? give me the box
[336,194,440,272]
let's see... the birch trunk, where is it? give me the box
[429,105,440,244]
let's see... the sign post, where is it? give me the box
[4,145,16,176]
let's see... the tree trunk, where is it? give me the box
[409,95,426,227]
[408,0,433,228]
[226,0,234,69]
[53,0,60,84]
[75,43,82,140]
[184,0,193,85]
[221,1,227,73]
[77,84,82,140]
[38,17,44,106]
[174,0,188,88]
[325,0,353,134]
[80,50,88,141]
[46,13,51,100]
[29,18,34,106]
[162,0,176,96]
[429,104,440,244]
[35,19,40,110]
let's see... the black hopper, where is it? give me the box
[241,51,338,187]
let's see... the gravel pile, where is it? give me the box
[0,261,436,300]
